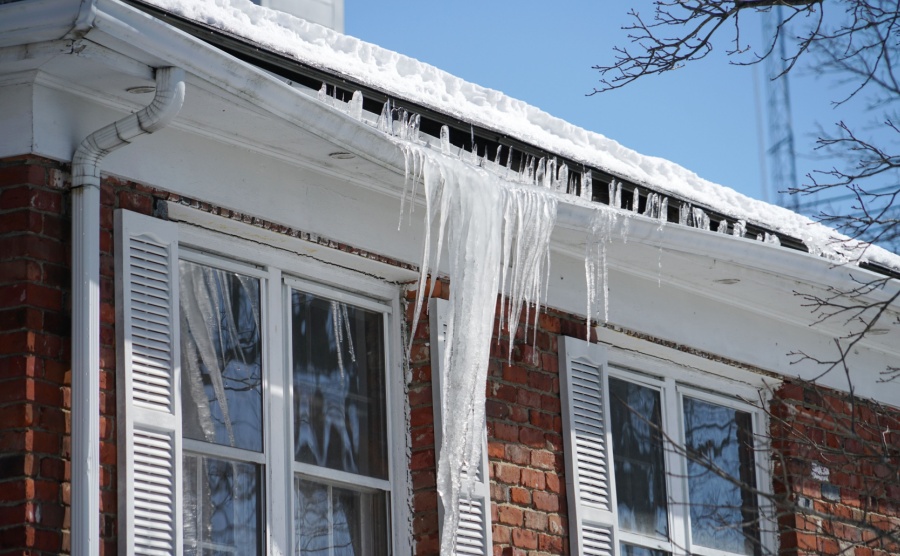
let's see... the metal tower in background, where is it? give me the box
[763,5,800,212]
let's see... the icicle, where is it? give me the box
[717,219,729,234]
[377,99,392,135]
[608,180,622,209]
[317,82,328,103]
[440,125,451,155]
[658,198,669,226]
[692,207,710,230]
[536,158,548,187]
[643,192,659,219]
[765,233,781,245]
[679,203,690,226]
[580,170,593,202]
[399,144,558,556]
[631,187,640,212]
[408,113,421,143]
[349,90,363,121]
[585,208,617,328]
[733,219,747,238]
[555,161,567,193]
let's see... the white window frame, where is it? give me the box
[561,333,775,556]
[117,208,411,556]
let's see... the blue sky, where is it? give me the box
[345,1,862,207]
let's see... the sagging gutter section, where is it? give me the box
[71,66,184,556]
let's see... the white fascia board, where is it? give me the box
[0,0,82,48]
[556,201,900,309]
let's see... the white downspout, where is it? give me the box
[71,66,185,556]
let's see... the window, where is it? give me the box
[560,336,769,556]
[115,209,406,556]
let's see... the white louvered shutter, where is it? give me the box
[115,209,182,556]
[429,298,493,555]
[559,336,617,556]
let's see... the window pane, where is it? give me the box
[683,397,760,555]
[291,291,388,479]
[184,454,262,556]
[609,377,668,539]
[180,261,263,452]
[620,543,669,556]
[294,477,388,556]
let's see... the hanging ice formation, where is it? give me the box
[401,143,557,556]
[340,93,790,554]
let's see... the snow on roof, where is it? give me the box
[142,0,899,271]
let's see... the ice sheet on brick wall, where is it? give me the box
[403,145,557,556]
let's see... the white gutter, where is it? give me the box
[71,65,184,556]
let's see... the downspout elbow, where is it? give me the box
[72,66,185,190]
[71,66,184,556]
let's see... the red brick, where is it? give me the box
[492,524,511,544]
[409,406,433,428]
[521,468,545,490]
[512,528,537,549]
[504,444,529,466]
[531,450,556,470]
[0,258,41,284]
[545,472,561,494]
[410,449,436,471]
[516,389,541,409]
[497,505,523,526]
[116,190,152,214]
[413,489,437,510]
[524,509,548,531]
[519,426,544,448]
[539,532,564,553]
[529,410,553,430]
[502,364,528,385]
[0,235,65,265]
[0,164,46,188]
[533,491,559,512]
[509,486,530,505]
[492,422,518,443]
[408,385,433,408]
[493,463,520,485]
[527,370,553,392]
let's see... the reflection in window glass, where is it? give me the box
[294,477,388,556]
[621,544,669,556]
[683,397,760,555]
[184,454,261,556]
[609,377,669,539]
[180,261,263,452]
[291,291,387,479]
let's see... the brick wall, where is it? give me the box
[0,156,168,555]
[771,381,900,556]
[0,156,72,554]
[406,281,596,556]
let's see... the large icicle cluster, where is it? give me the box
[403,144,558,556]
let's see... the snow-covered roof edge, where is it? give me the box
[139,0,899,271]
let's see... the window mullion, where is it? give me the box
[266,268,289,556]
[663,378,690,556]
